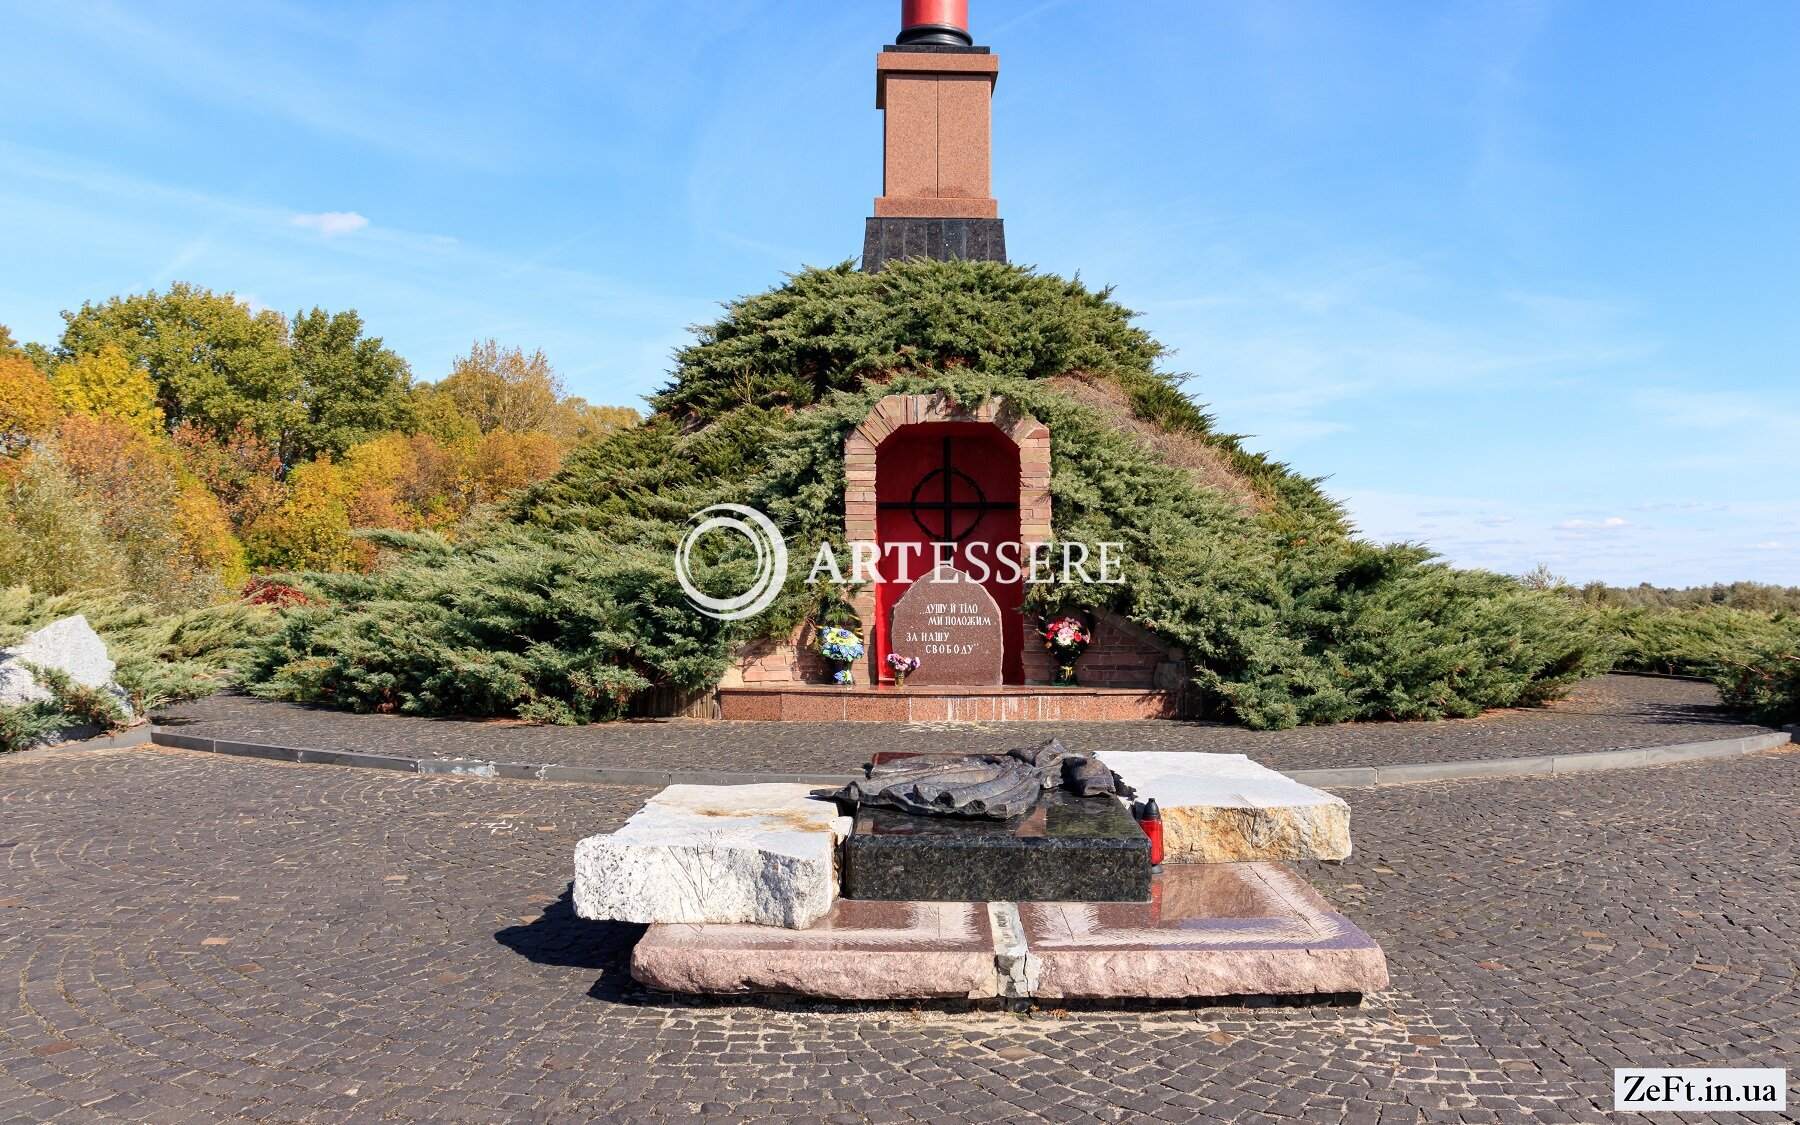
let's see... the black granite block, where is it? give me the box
[842,787,1151,903]
[965,219,990,261]
[862,218,1008,273]
[901,218,929,261]
[942,219,968,260]
[883,44,993,55]
[861,222,882,274]
[924,218,946,261]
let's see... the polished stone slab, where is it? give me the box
[630,862,1386,1002]
[887,567,1005,687]
[842,785,1151,903]
[631,899,999,1000]
[1021,862,1389,1000]
[862,217,1007,273]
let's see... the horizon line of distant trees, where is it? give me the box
[1579,580,1800,614]
[1520,564,1800,615]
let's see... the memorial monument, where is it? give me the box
[570,3,1391,1004]
[712,3,1189,718]
[575,739,1383,1002]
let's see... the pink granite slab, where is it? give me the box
[630,864,1388,1003]
[632,899,998,1000]
[1020,862,1390,1000]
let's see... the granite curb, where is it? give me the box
[141,725,1794,790]
[1285,730,1793,788]
[0,724,153,762]
[146,729,856,787]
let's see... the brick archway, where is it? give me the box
[844,394,1050,683]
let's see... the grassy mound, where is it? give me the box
[248,259,1611,728]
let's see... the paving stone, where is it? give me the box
[155,674,1770,777]
[0,740,1795,1122]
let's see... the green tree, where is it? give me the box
[0,324,54,377]
[289,308,416,459]
[409,384,484,445]
[57,284,300,453]
[54,413,227,610]
[552,398,641,445]
[243,456,363,573]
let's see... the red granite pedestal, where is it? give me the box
[715,685,1180,722]
[630,862,1389,1002]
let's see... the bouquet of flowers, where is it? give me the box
[885,653,921,687]
[815,626,866,686]
[1041,615,1093,686]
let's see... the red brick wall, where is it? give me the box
[717,626,834,688]
[722,611,1185,693]
[1022,610,1184,690]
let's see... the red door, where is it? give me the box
[873,423,1023,683]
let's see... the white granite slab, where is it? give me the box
[573,783,852,930]
[1098,752,1351,862]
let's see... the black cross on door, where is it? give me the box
[878,435,1018,544]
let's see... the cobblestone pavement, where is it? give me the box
[2,743,1796,1122]
[156,675,1760,776]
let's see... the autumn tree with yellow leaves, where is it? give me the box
[0,302,638,610]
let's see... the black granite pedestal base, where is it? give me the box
[862,217,1007,273]
[842,787,1151,903]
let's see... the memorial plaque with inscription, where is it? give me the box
[887,567,1004,686]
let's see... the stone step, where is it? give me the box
[632,900,1001,1000]
[1022,863,1385,1000]
[629,862,1388,1002]
[716,684,1178,722]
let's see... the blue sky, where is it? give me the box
[3,1,1796,586]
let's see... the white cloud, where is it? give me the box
[1330,486,1800,588]
[290,211,369,236]
[1557,516,1630,530]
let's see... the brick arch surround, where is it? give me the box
[712,391,1188,708]
[844,394,1050,683]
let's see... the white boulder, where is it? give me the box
[1099,752,1352,863]
[574,784,852,930]
[0,615,129,713]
